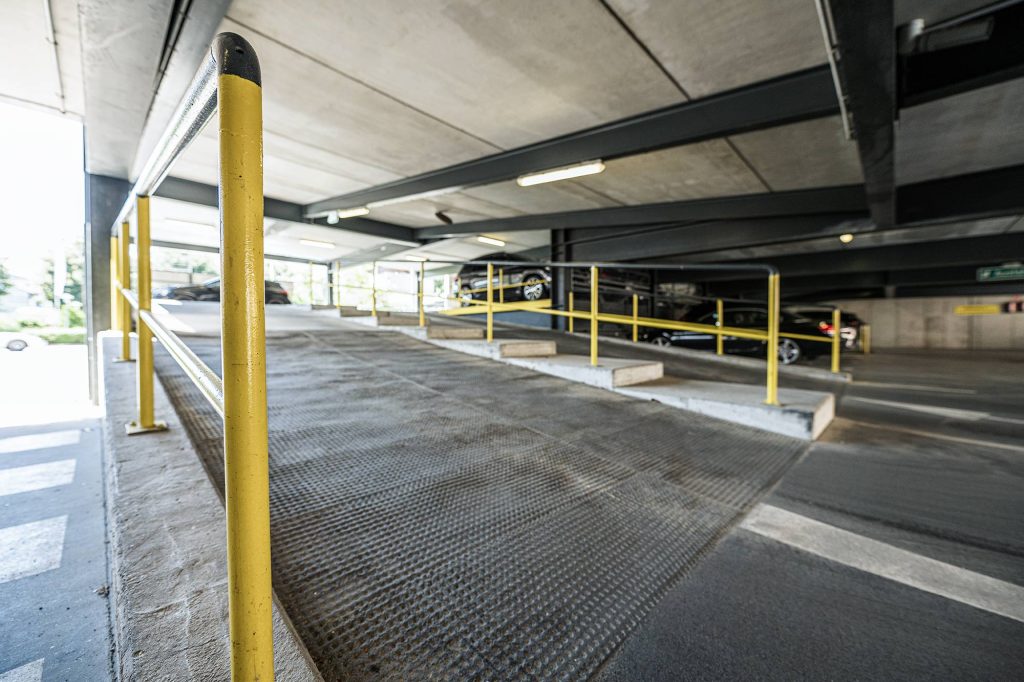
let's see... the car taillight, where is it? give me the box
[818,321,835,336]
[281,289,288,296]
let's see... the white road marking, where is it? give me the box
[0,659,43,682]
[0,460,76,497]
[865,422,1024,454]
[0,517,67,584]
[0,430,80,455]
[742,505,1024,623]
[847,396,1024,425]
[853,380,977,395]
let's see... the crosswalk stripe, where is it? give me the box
[0,460,76,497]
[0,517,67,584]
[0,659,43,682]
[0,430,80,455]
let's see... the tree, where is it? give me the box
[0,260,11,299]
[42,241,84,304]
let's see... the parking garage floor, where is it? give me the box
[151,304,1024,680]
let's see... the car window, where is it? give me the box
[202,278,219,288]
[696,312,717,325]
[726,309,768,327]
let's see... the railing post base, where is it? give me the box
[124,420,168,436]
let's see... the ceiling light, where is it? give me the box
[517,160,605,187]
[839,233,854,244]
[477,236,506,247]
[299,238,336,249]
[327,207,370,224]
[403,255,427,262]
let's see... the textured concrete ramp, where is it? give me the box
[154,329,807,680]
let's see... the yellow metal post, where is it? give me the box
[568,291,574,334]
[716,299,724,355]
[862,323,871,354]
[632,293,639,342]
[125,195,166,435]
[486,262,494,342]
[110,236,119,330]
[117,221,133,362]
[371,261,377,317]
[831,308,842,373]
[590,265,599,366]
[499,267,504,304]
[418,261,425,327]
[765,273,780,405]
[218,65,274,682]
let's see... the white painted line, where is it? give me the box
[0,516,67,584]
[861,421,1024,454]
[0,460,76,497]
[0,430,80,455]
[0,659,43,682]
[847,396,1024,425]
[742,505,1024,623]
[853,380,977,395]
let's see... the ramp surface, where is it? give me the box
[154,329,807,680]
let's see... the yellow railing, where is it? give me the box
[109,33,272,681]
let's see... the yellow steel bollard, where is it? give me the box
[125,195,167,435]
[110,236,119,330]
[590,265,599,366]
[632,293,639,342]
[499,267,504,304]
[568,291,574,334]
[765,273,780,405]
[217,45,274,682]
[418,261,425,327]
[371,261,377,317]
[117,221,133,362]
[831,308,842,373]
[861,323,871,354]
[486,262,494,342]
[716,299,724,355]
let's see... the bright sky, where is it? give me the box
[0,102,84,281]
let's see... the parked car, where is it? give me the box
[154,279,291,304]
[645,302,832,365]
[456,253,550,303]
[783,305,863,349]
[0,331,46,352]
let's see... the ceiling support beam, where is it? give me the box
[827,0,896,229]
[149,239,325,266]
[304,66,840,216]
[153,176,419,243]
[416,185,867,238]
[897,164,1024,225]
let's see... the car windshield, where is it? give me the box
[202,278,219,288]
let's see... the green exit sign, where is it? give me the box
[977,265,1024,282]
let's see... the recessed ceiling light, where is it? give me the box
[477,236,506,247]
[299,238,336,249]
[517,160,605,187]
[839,233,854,244]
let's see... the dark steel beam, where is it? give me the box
[154,176,419,243]
[304,66,840,216]
[150,239,326,265]
[417,185,867,238]
[897,164,1024,224]
[828,0,897,228]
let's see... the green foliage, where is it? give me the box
[35,327,86,344]
[0,314,18,332]
[65,303,85,327]
[0,261,11,298]
[42,242,85,304]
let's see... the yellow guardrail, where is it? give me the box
[109,33,272,681]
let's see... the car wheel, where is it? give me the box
[522,280,546,301]
[650,335,671,347]
[6,339,28,352]
[778,338,802,365]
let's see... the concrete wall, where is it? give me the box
[830,295,1024,349]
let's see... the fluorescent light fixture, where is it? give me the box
[477,236,506,247]
[299,238,336,249]
[327,207,370,224]
[839,233,854,244]
[403,255,427,262]
[517,160,605,187]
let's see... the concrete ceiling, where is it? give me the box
[0,0,83,116]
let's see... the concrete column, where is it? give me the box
[550,229,571,332]
[84,173,131,402]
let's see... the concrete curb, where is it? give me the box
[99,334,322,681]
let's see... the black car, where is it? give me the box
[154,278,291,304]
[456,253,550,303]
[645,302,831,365]
[784,305,863,349]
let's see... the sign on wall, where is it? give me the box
[977,264,1024,282]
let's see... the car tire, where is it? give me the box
[778,338,802,365]
[522,279,546,301]
[650,335,671,347]
[6,339,28,352]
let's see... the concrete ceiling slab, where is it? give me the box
[574,140,766,204]
[604,0,827,98]
[51,0,85,116]
[365,191,526,228]
[462,179,621,214]
[226,0,683,149]
[0,0,78,115]
[896,79,1024,185]
[730,116,864,190]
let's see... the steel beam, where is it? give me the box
[897,164,1024,225]
[149,238,325,266]
[304,66,840,216]
[418,185,867,238]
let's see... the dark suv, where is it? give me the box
[154,278,291,304]
[645,302,832,365]
[456,253,550,303]
[784,305,863,349]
